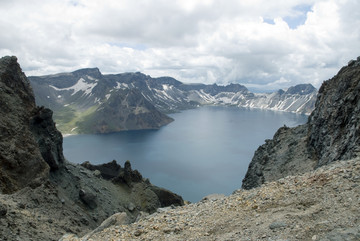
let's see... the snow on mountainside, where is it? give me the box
[29,70,317,134]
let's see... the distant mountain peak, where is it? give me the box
[29,68,318,134]
[284,83,316,95]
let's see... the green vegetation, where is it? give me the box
[54,105,98,134]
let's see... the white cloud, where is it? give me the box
[0,0,359,91]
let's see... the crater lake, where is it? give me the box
[63,106,308,202]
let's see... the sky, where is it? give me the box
[0,0,359,92]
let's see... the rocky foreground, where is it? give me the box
[61,158,360,241]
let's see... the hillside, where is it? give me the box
[29,70,174,134]
[29,70,317,134]
[242,56,360,189]
[63,158,360,240]
[0,56,183,241]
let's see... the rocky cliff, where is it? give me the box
[0,56,51,193]
[242,57,360,189]
[0,56,183,241]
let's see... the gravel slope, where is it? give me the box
[62,158,360,241]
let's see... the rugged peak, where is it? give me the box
[242,57,360,189]
[0,56,49,193]
[0,56,35,111]
[284,83,316,95]
[307,56,360,166]
[72,67,102,79]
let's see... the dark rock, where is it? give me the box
[113,160,143,186]
[79,189,97,209]
[149,185,184,207]
[81,160,121,180]
[269,221,287,230]
[0,56,49,193]
[30,106,65,171]
[0,203,7,217]
[242,57,360,189]
[307,58,360,166]
[285,84,317,95]
[242,125,316,189]
[201,194,225,202]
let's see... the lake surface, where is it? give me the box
[63,106,307,202]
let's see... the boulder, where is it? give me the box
[149,185,184,207]
[79,189,97,209]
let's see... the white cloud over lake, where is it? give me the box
[1,0,359,91]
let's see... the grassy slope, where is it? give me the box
[54,105,98,134]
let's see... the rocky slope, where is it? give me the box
[62,158,360,241]
[29,70,174,134]
[75,88,173,134]
[0,56,183,241]
[242,57,360,189]
[29,70,317,134]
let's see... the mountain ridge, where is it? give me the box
[29,69,317,134]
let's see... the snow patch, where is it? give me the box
[49,78,97,96]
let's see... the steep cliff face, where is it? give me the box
[242,57,360,189]
[0,56,50,193]
[307,59,360,166]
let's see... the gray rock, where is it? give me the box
[30,106,65,171]
[321,227,360,241]
[0,56,49,194]
[201,194,225,202]
[79,189,97,209]
[127,202,136,211]
[0,202,7,217]
[81,212,129,241]
[149,185,184,207]
[269,221,287,230]
[242,57,360,189]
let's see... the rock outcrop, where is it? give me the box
[30,106,65,170]
[81,160,184,207]
[242,57,360,189]
[0,56,50,193]
[307,57,360,166]
[0,56,184,241]
[63,159,360,241]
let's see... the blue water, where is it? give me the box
[63,106,307,202]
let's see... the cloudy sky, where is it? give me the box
[1,0,359,91]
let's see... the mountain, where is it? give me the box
[242,56,360,189]
[0,56,183,241]
[29,70,317,134]
[29,70,174,134]
[59,58,360,241]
